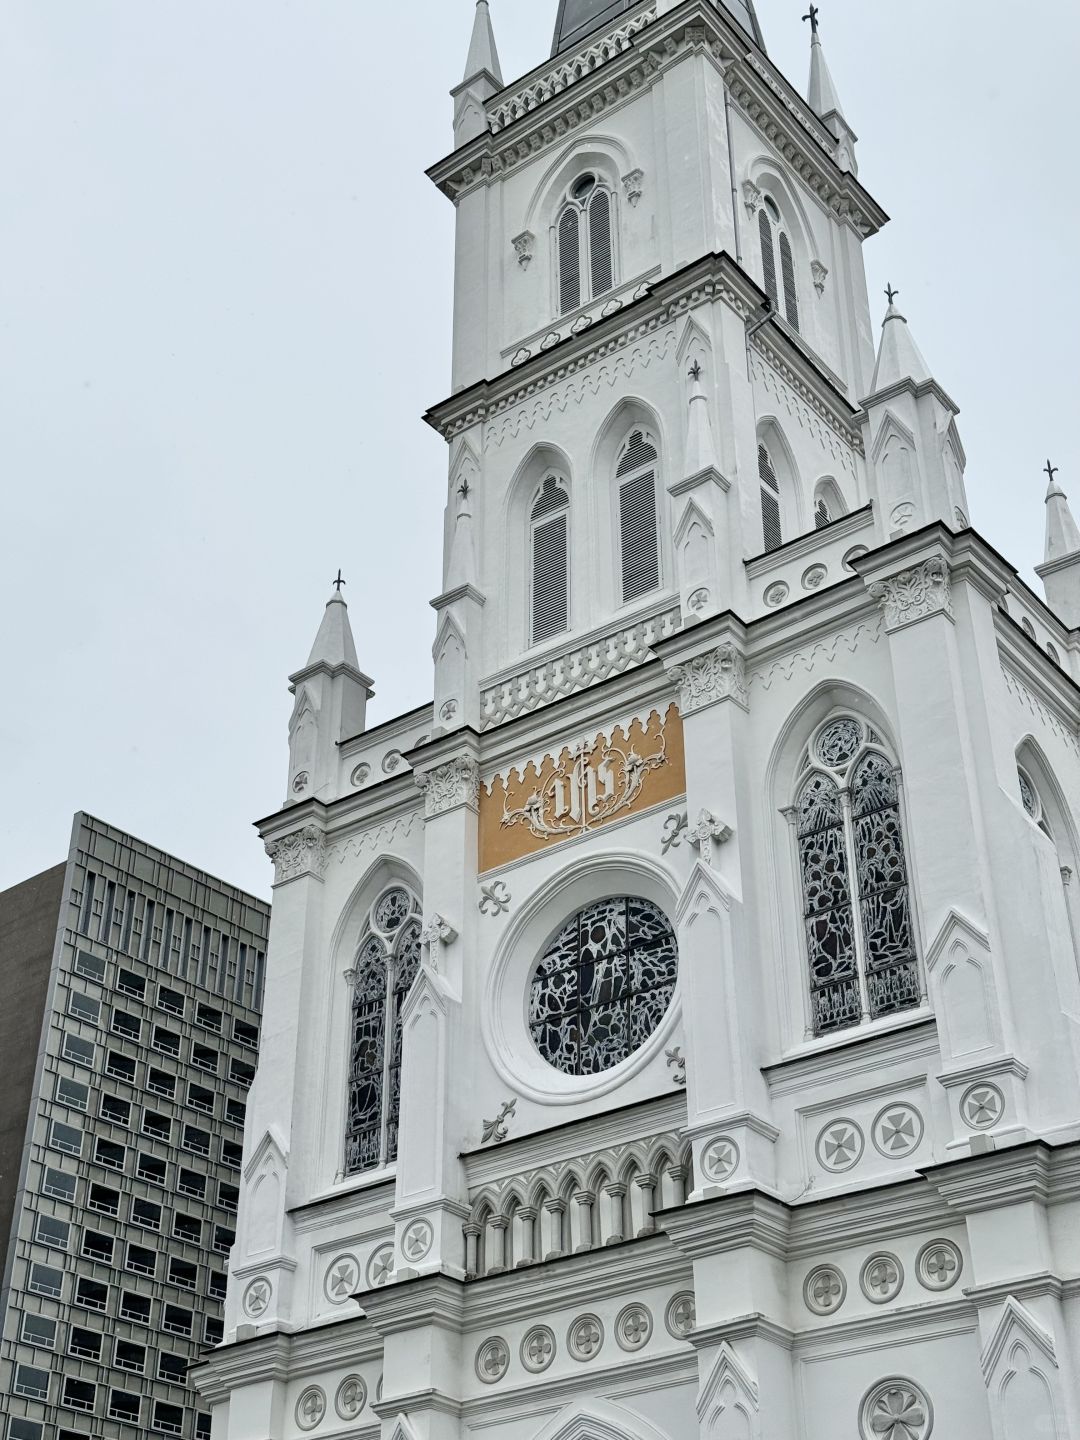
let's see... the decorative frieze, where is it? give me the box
[671,644,748,714]
[415,756,480,817]
[868,556,953,632]
[264,825,327,884]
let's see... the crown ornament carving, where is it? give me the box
[264,825,327,884]
[415,756,481,817]
[671,644,749,714]
[868,556,953,632]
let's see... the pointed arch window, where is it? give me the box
[616,430,660,603]
[793,716,921,1036]
[530,476,570,645]
[759,442,783,553]
[814,479,846,531]
[758,195,800,332]
[557,174,616,316]
[344,887,422,1176]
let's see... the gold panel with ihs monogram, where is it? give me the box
[479,704,685,872]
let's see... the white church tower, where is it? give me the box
[196,5,1080,1438]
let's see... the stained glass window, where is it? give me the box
[344,888,421,1176]
[795,717,921,1036]
[529,898,678,1076]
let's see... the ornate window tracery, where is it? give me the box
[529,897,678,1076]
[616,430,661,603]
[556,173,616,315]
[793,717,921,1036]
[344,886,422,1176]
[758,194,800,331]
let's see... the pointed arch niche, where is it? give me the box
[503,444,575,662]
[744,160,822,342]
[768,683,926,1045]
[1015,738,1080,981]
[591,399,670,616]
[755,421,802,555]
[317,856,424,1190]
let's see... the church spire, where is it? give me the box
[1037,463,1080,629]
[803,7,858,172]
[869,286,932,394]
[464,0,502,88]
[306,577,360,670]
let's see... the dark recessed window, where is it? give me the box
[51,1120,83,1156]
[10,1419,44,1440]
[162,1304,192,1337]
[116,969,145,1000]
[68,1325,102,1359]
[56,1076,90,1110]
[178,1168,206,1200]
[182,1125,210,1157]
[207,1270,227,1300]
[43,1167,77,1201]
[74,1276,108,1312]
[111,1009,141,1041]
[99,1093,131,1126]
[14,1364,51,1401]
[94,1137,125,1171]
[217,1182,239,1213]
[125,1242,156,1277]
[173,1213,201,1244]
[187,1082,214,1114]
[136,1153,167,1187]
[29,1263,64,1299]
[147,1067,175,1098]
[62,1376,97,1412]
[152,1026,181,1057]
[168,1256,198,1290]
[34,1214,70,1249]
[20,1313,57,1349]
[114,1340,146,1375]
[157,985,185,1016]
[142,1110,170,1141]
[191,1042,218,1075]
[158,1351,188,1384]
[131,1197,161,1231]
[195,1003,222,1033]
[108,1389,141,1423]
[233,1018,258,1049]
[221,1140,242,1171]
[74,949,106,982]
[204,1315,224,1345]
[68,991,101,1023]
[119,1290,152,1324]
[61,1034,95,1069]
[230,1057,255,1087]
[212,1225,234,1255]
[105,1050,136,1083]
[88,1183,119,1216]
[152,1401,185,1436]
[81,1230,113,1263]
[224,1097,246,1127]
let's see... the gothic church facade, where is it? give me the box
[195,3,1080,1438]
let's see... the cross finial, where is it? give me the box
[688,359,703,382]
[885,283,899,305]
[333,569,346,592]
[802,5,819,34]
[1045,459,1060,485]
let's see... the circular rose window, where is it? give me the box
[528,897,678,1076]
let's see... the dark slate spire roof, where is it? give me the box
[552,0,764,55]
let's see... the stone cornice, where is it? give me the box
[656,1191,791,1261]
[857,373,960,418]
[918,1141,1056,1214]
[354,1272,466,1335]
[744,504,874,580]
[427,1,887,243]
[288,659,375,693]
[962,1273,1065,1309]
[689,1314,794,1351]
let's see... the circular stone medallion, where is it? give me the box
[664,1290,696,1339]
[366,1244,394,1288]
[323,1254,359,1306]
[295,1387,326,1432]
[859,1378,933,1440]
[701,1135,741,1184]
[915,1239,963,1293]
[401,1218,434,1263]
[242,1277,272,1319]
[872,1102,925,1159]
[615,1303,653,1352]
[959,1081,1005,1130]
[816,1118,865,1173]
[860,1252,905,1305]
[567,1313,604,1362]
[335,1375,367,1421]
[475,1336,510,1385]
[520,1325,556,1373]
[803,1264,847,1316]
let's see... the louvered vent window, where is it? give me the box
[759,195,800,332]
[617,432,660,603]
[815,496,831,529]
[759,443,783,553]
[531,476,570,645]
[556,173,617,316]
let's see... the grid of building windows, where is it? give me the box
[1,815,268,1440]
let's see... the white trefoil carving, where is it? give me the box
[415,756,481,817]
[622,168,644,206]
[868,556,953,632]
[671,644,748,714]
[512,230,535,269]
[687,810,733,867]
[264,825,327,884]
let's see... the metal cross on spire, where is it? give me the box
[885,283,899,305]
[1045,459,1060,486]
[802,4,820,34]
[333,569,346,592]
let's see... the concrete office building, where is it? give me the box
[1,813,269,1440]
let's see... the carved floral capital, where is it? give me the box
[621,168,644,207]
[742,180,762,218]
[671,644,748,715]
[868,556,953,632]
[264,825,327,884]
[512,231,535,269]
[415,756,481,817]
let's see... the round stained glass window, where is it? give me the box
[816,717,863,770]
[528,898,678,1076]
[373,887,411,935]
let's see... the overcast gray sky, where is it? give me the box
[1,2,1077,899]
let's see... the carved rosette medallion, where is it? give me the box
[916,1240,963,1292]
[664,1291,696,1339]
[567,1313,604,1361]
[860,1252,905,1305]
[295,1387,326,1432]
[872,1103,924,1159]
[335,1376,367,1420]
[520,1325,556,1373]
[701,1135,741,1184]
[816,1118,864,1173]
[804,1265,847,1316]
[475,1336,510,1384]
[264,825,327,885]
[615,1303,653,1351]
[401,1218,434,1263]
[670,644,749,714]
[242,1276,272,1318]
[858,1378,933,1440]
[366,1244,394,1288]
[323,1254,359,1306]
[416,756,480,818]
[868,556,953,632]
[959,1081,1005,1130]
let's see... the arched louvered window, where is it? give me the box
[556,174,617,316]
[616,430,660,603]
[759,443,783,553]
[759,195,800,332]
[794,716,921,1037]
[814,480,845,531]
[531,476,570,644]
[344,887,422,1176]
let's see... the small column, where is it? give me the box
[544,1198,566,1261]
[516,1208,537,1267]
[464,1224,480,1279]
[573,1192,594,1253]
[667,1164,686,1209]
[603,1184,627,1246]
[635,1174,658,1236]
[488,1217,508,1275]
